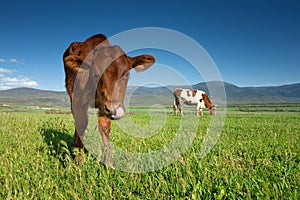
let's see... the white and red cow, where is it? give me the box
[173,88,216,116]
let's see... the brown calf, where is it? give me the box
[63,34,155,165]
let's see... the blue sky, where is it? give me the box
[0,0,299,91]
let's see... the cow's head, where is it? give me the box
[94,46,155,119]
[66,44,155,120]
[202,93,216,115]
[209,105,216,115]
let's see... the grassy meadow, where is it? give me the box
[0,104,299,199]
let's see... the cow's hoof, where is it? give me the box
[103,155,115,169]
[73,148,85,164]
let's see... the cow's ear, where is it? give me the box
[64,55,91,89]
[132,54,155,72]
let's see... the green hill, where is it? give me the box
[0,82,299,108]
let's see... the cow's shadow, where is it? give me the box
[40,127,74,163]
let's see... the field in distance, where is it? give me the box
[0,104,299,199]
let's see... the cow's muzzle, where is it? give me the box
[209,105,216,115]
[104,102,125,120]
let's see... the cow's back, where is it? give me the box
[63,34,110,59]
[63,34,111,97]
[177,89,204,105]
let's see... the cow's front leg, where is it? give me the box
[71,100,88,162]
[196,102,200,116]
[98,116,114,167]
[72,99,88,149]
[200,108,203,116]
[74,129,85,149]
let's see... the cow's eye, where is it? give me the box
[123,72,130,79]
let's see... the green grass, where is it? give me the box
[0,105,299,199]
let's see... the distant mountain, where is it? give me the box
[0,87,69,107]
[0,87,66,98]
[198,82,300,103]
[247,83,300,99]
[127,82,300,104]
[0,82,299,108]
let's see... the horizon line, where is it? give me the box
[0,81,299,92]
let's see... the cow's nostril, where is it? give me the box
[104,102,124,119]
[104,104,117,117]
[104,105,111,114]
[111,109,116,116]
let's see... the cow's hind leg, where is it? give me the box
[178,100,184,116]
[173,101,178,116]
[174,97,184,116]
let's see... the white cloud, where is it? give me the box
[0,76,39,90]
[0,58,23,64]
[0,68,39,90]
[0,68,14,74]
[0,68,14,78]
[0,59,37,90]
[9,58,19,63]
